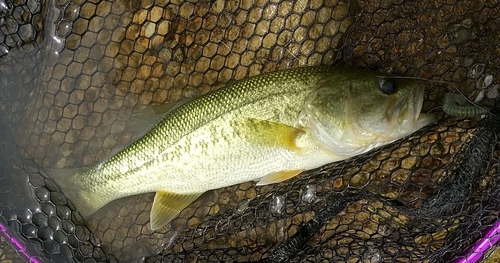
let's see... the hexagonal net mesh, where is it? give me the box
[1,0,500,262]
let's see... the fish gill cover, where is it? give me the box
[0,0,500,262]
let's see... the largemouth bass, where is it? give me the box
[49,66,435,230]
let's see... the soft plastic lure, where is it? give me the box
[443,93,491,118]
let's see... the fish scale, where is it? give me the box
[48,65,435,230]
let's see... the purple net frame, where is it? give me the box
[453,216,500,263]
[0,221,43,263]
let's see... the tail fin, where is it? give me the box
[45,166,103,218]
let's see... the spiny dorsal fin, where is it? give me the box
[128,99,192,135]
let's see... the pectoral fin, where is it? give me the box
[256,170,304,186]
[150,191,202,230]
[240,118,305,151]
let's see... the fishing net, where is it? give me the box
[1,0,500,262]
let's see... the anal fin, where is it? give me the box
[150,191,202,230]
[256,170,304,186]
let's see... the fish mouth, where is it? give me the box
[393,82,435,129]
[410,84,425,123]
[392,93,409,123]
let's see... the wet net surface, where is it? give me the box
[0,0,500,262]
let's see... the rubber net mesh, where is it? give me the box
[1,0,500,262]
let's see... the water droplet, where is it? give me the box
[53,230,68,244]
[363,248,381,263]
[63,4,80,21]
[235,200,249,214]
[467,63,485,79]
[0,0,11,17]
[48,216,61,231]
[483,74,493,88]
[270,195,284,215]
[56,206,71,220]
[487,85,499,99]
[62,221,75,234]
[17,209,33,223]
[474,90,485,103]
[21,223,37,238]
[38,226,54,241]
[301,185,316,203]
[57,20,71,37]
[50,35,65,54]
[0,44,9,56]
[89,233,101,246]
[42,202,56,216]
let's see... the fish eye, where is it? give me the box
[379,78,397,94]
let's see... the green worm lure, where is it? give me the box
[443,93,491,118]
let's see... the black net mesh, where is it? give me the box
[1,0,500,262]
